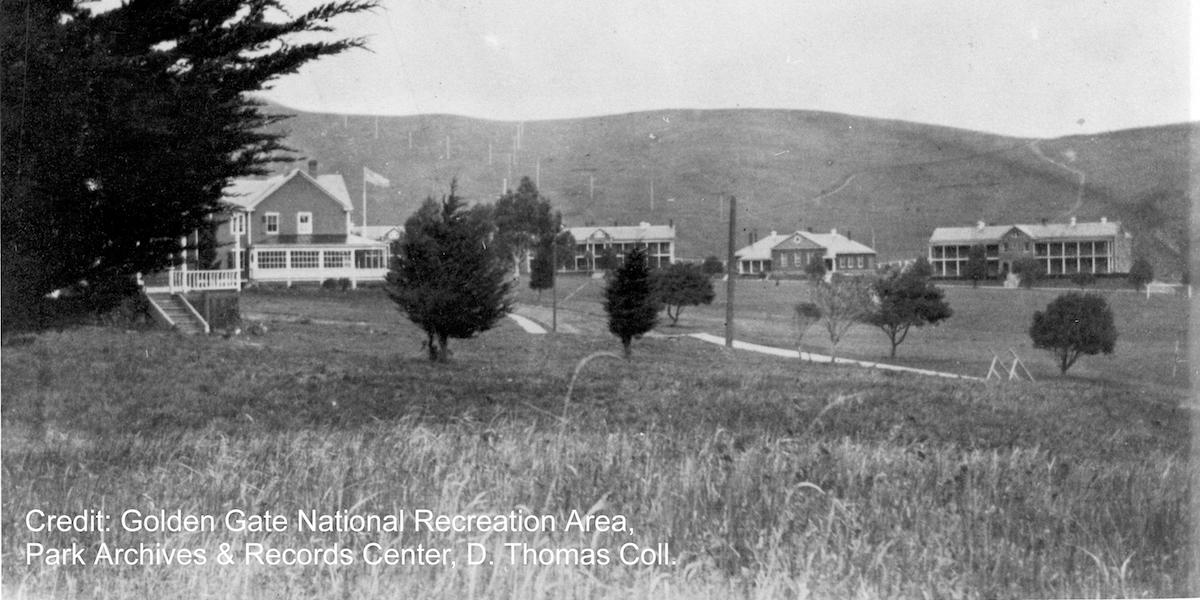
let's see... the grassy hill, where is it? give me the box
[261,105,1196,278]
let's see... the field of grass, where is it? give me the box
[2,287,1194,599]
[520,274,1192,390]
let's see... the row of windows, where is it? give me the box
[573,242,672,256]
[1034,241,1109,258]
[933,240,1111,259]
[932,256,1112,276]
[255,249,384,270]
[231,212,315,236]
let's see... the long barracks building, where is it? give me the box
[927,217,1132,278]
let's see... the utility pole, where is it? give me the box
[650,180,655,211]
[724,195,736,348]
[551,232,558,332]
[589,175,594,201]
[488,143,493,165]
[536,158,541,189]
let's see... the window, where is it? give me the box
[856,256,864,268]
[323,251,349,269]
[230,213,246,236]
[257,250,286,269]
[355,249,386,269]
[292,251,319,269]
[264,212,279,235]
[297,212,313,235]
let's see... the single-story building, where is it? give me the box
[927,217,1132,277]
[735,229,877,275]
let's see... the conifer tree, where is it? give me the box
[604,247,659,357]
[2,0,375,329]
[386,182,512,361]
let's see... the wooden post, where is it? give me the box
[724,195,736,348]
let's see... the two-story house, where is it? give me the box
[218,160,390,287]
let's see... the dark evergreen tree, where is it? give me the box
[1030,292,1117,374]
[494,176,555,276]
[1128,257,1154,290]
[529,215,574,298]
[604,247,659,357]
[595,246,620,271]
[965,245,989,287]
[864,268,953,357]
[2,0,374,329]
[652,262,715,326]
[386,182,512,362]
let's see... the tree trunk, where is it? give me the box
[622,336,632,358]
[437,333,450,363]
[426,331,438,361]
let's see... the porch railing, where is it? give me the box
[169,268,242,293]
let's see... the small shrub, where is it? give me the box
[701,255,725,276]
[1069,271,1096,288]
[338,278,352,291]
[1011,257,1044,289]
[321,278,339,290]
[1128,257,1154,290]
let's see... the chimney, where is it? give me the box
[1070,216,1077,227]
[770,230,777,237]
[1100,216,1107,223]
[807,226,813,233]
[638,221,650,228]
[1041,218,1048,226]
[668,219,674,228]
[846,230,852,240]
[976,220,985,231]
[830,228,838,236]
[307,159,318,176]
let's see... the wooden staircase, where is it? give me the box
[144,291,209,335]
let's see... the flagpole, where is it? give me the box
[361,167,367,228]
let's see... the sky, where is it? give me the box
[256,1,1193,139]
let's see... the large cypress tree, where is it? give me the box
[604,246,659,357]
[386,182,512,362]
[1,0,374,329]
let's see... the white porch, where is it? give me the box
[247,246,388,286]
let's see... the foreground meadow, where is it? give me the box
[1,291,1194,599]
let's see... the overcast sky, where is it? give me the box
[258,1,1193,138]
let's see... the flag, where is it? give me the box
[363,167,390,187]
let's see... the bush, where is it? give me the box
[338,278,352,291]
[1069,271,1096,288]
[1029,292,1117,374]
[1011,258,1044,289]
[321,278,339,290]
[1128,257,1153,290]
[701,255,725,276]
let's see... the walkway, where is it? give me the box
[687,333,983,382]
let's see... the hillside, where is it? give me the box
[261,105,1196,278]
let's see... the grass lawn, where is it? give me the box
[520,274,1192,389]
[2,287,1194,599]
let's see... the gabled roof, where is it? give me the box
[797,231,875,255]
[223,169,354,212]
[566,223,675,242]
[930,220,1123,244]
[353,225,404,241]
[736,230,876,260]
[734,233,791,260]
